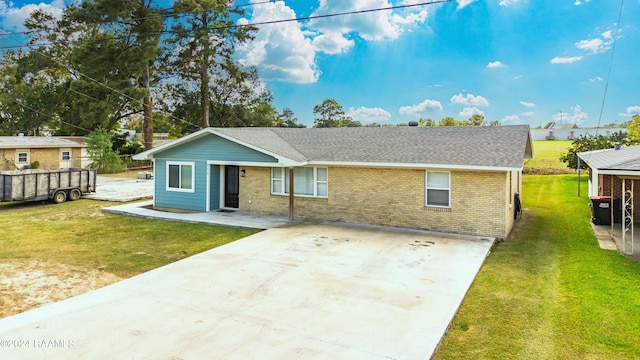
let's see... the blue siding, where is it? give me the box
[153,133,277,212]
[154,159,207,211]
[158,134,278,162]
[209,165,220,210]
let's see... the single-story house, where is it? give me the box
[134,125,533,238]
[578,145,640,254]
[0,136,89,171]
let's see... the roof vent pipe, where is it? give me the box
[408,121,419,127]
[615,143,621,150]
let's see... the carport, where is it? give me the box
[579,146,640,256]
[0,223,493,359]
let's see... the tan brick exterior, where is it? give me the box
[239,166,519,238]
[0,147,83,170]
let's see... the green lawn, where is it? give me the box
[434,174,640,359]
[0,200,259,277]
[525,140,575,174]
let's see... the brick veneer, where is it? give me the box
[240,166,517,238]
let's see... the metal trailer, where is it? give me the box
[0,168,97,204]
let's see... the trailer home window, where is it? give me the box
[61,151,71,161]
[17,151,29,164]
[166,161,194,192]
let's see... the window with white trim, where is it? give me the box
[61,150,71,161]
[271,167,328,198]
[16,151,29,164]
[425,171,450,207]
[166,161,194,192]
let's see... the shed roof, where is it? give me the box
[136,125,533,171]
[0,136,87,149]
[578,145,640,172]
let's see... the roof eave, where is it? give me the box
[305,161,522,172]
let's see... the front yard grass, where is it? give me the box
[0,200,259,277]
[434,174,640,359]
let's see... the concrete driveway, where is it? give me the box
[83,176,153,202]
[0,223,493,359]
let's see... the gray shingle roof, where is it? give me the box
[578,145,640,171]
[218,125,532,169]
[137,125,532,170]
[0,136,86,148]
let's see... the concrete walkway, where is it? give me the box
[0,223,494,359]
[103,200,291,229]
[591,222,640,261]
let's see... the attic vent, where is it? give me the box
[615,143,621,150]
[280,123,289,128]
[408,121,419,127]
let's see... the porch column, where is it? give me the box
[289,167,294,221]
[610,176,614,234]
[622,178,634,255]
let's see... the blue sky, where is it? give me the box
[2,0,639,128]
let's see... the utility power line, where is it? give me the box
[0,0,452,50]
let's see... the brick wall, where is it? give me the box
[3,148,84,170]
[599,174,640,221]
[239,166,513,238]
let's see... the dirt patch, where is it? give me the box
[0,259,121,319]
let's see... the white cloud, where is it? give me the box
[398,99,443,117]
[503,115,520,123]
[312,32,354,54]
[0,0,65,32]
[499,0,520,6]
[237,2,319,83]
[347,106,392,123]
[487,61,505,68]
[450,93,489,107]
[589,76,604,83]
[457,0,475,9]
[459,107,484,118]
[550,56,584,64]
[520,101,535,108]
[513,75,524,80]
[552,105,589,124]
[521,111,534,117]
[575,30,616,54]
[618,105,640,118]
[574,0,590,5]
[307,0,431,55]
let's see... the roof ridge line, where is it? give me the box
[268,128,309,162]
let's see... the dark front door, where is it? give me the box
[225,165,239,208]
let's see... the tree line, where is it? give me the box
[0,0,307,150]
[0,0,546,152]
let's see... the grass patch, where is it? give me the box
[434,174,640,359]
[0,200,258,277]
[525,140,575,174]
